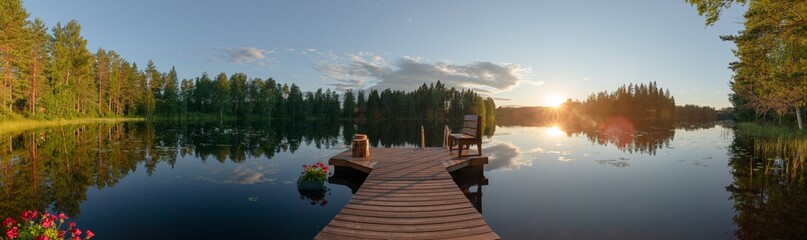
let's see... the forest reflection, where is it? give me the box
[727,133,807,239]
[0,120,493,218]
[498,117,695,155]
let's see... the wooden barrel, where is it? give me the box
[354,134,367,140]
[352,139,369,157]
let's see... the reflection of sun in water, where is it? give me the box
[545,94,565,108]
[546,126,564,137]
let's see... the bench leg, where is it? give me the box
[458,143,464,157]
[477,142,482,156]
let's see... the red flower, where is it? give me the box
[6,226,19,239]
[71,228,82,238]
[34,235,49,240]
[58,213,67,220]
[303,164,307,168]
[2,217,14,228]
[41,218,53,228]
[21,211,37,221]
[68,222,76,229]
[58,230,66,239]
[86,230,95,239]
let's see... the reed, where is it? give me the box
[737,122,807,139]
[0,118,144,135]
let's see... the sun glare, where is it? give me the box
[546,126,565,137]
[545,95,566,108]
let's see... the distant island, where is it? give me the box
[496,82,730,127]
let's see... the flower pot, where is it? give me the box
[297,177,326,190]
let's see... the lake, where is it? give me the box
[1,120,805,239]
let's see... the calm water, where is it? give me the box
[1,120,805,239]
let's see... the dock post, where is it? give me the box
[420,126,425,149]
[443,125,450,148]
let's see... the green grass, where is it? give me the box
[0,117,144,135]
[737,122,807,139]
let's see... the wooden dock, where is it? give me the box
[316,147,499,240]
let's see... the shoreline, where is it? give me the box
[0,118,145,135]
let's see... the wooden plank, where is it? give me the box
[360,180,458,187]
[348,198,470,207]
[355,191,460,198]
[462,128,477,137]
[338,207,480,219]
[343,202,472,213]
[463,122,478,129]
[350,194,469,202]
[334,212,482,225]
[464,115,479,121]
[327,218,490,232]
[443,232,501,240]
[318,147,497,240]
[362,184,457,191]
[319,224,494,240]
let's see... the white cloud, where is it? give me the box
[317,52,532,92]
[194,165,278,185]
[484,141,535,171]
[212,47,275,66]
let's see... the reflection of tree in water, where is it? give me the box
[497,117,681,155]
[726,133,807,239]
[355,119,495,148]
[561,118,676,155]
[0,119,492,219]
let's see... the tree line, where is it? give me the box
[686,0,806,129]
[497,82,726,127]
[576,81,676,121]
[0,1,495,121]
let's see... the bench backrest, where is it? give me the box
[461,115,482,139]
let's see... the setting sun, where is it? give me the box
[545,94,566,108]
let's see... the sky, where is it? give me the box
[23,0,747,108]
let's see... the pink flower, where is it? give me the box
[34,235,49,240]
[58,213,67,220]
[58,230,66,238]
[302,164,307,168]
[6,226,19,239]
[2,217,14,228]
[86,230,95,239]
[68,222,76,229]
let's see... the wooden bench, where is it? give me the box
[449,115,482,157]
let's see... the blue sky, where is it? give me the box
[24,0,746,108]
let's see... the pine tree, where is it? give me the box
[95,48,109,116]
[162,66,179,116]
[21,18,49,116]
[0,0,29,113]
[342,89,355,119]
[49,20,94,116]
[228,73,247,117]
[107,51,123,115]
[144,60,160,117]
[213,72,230,119]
